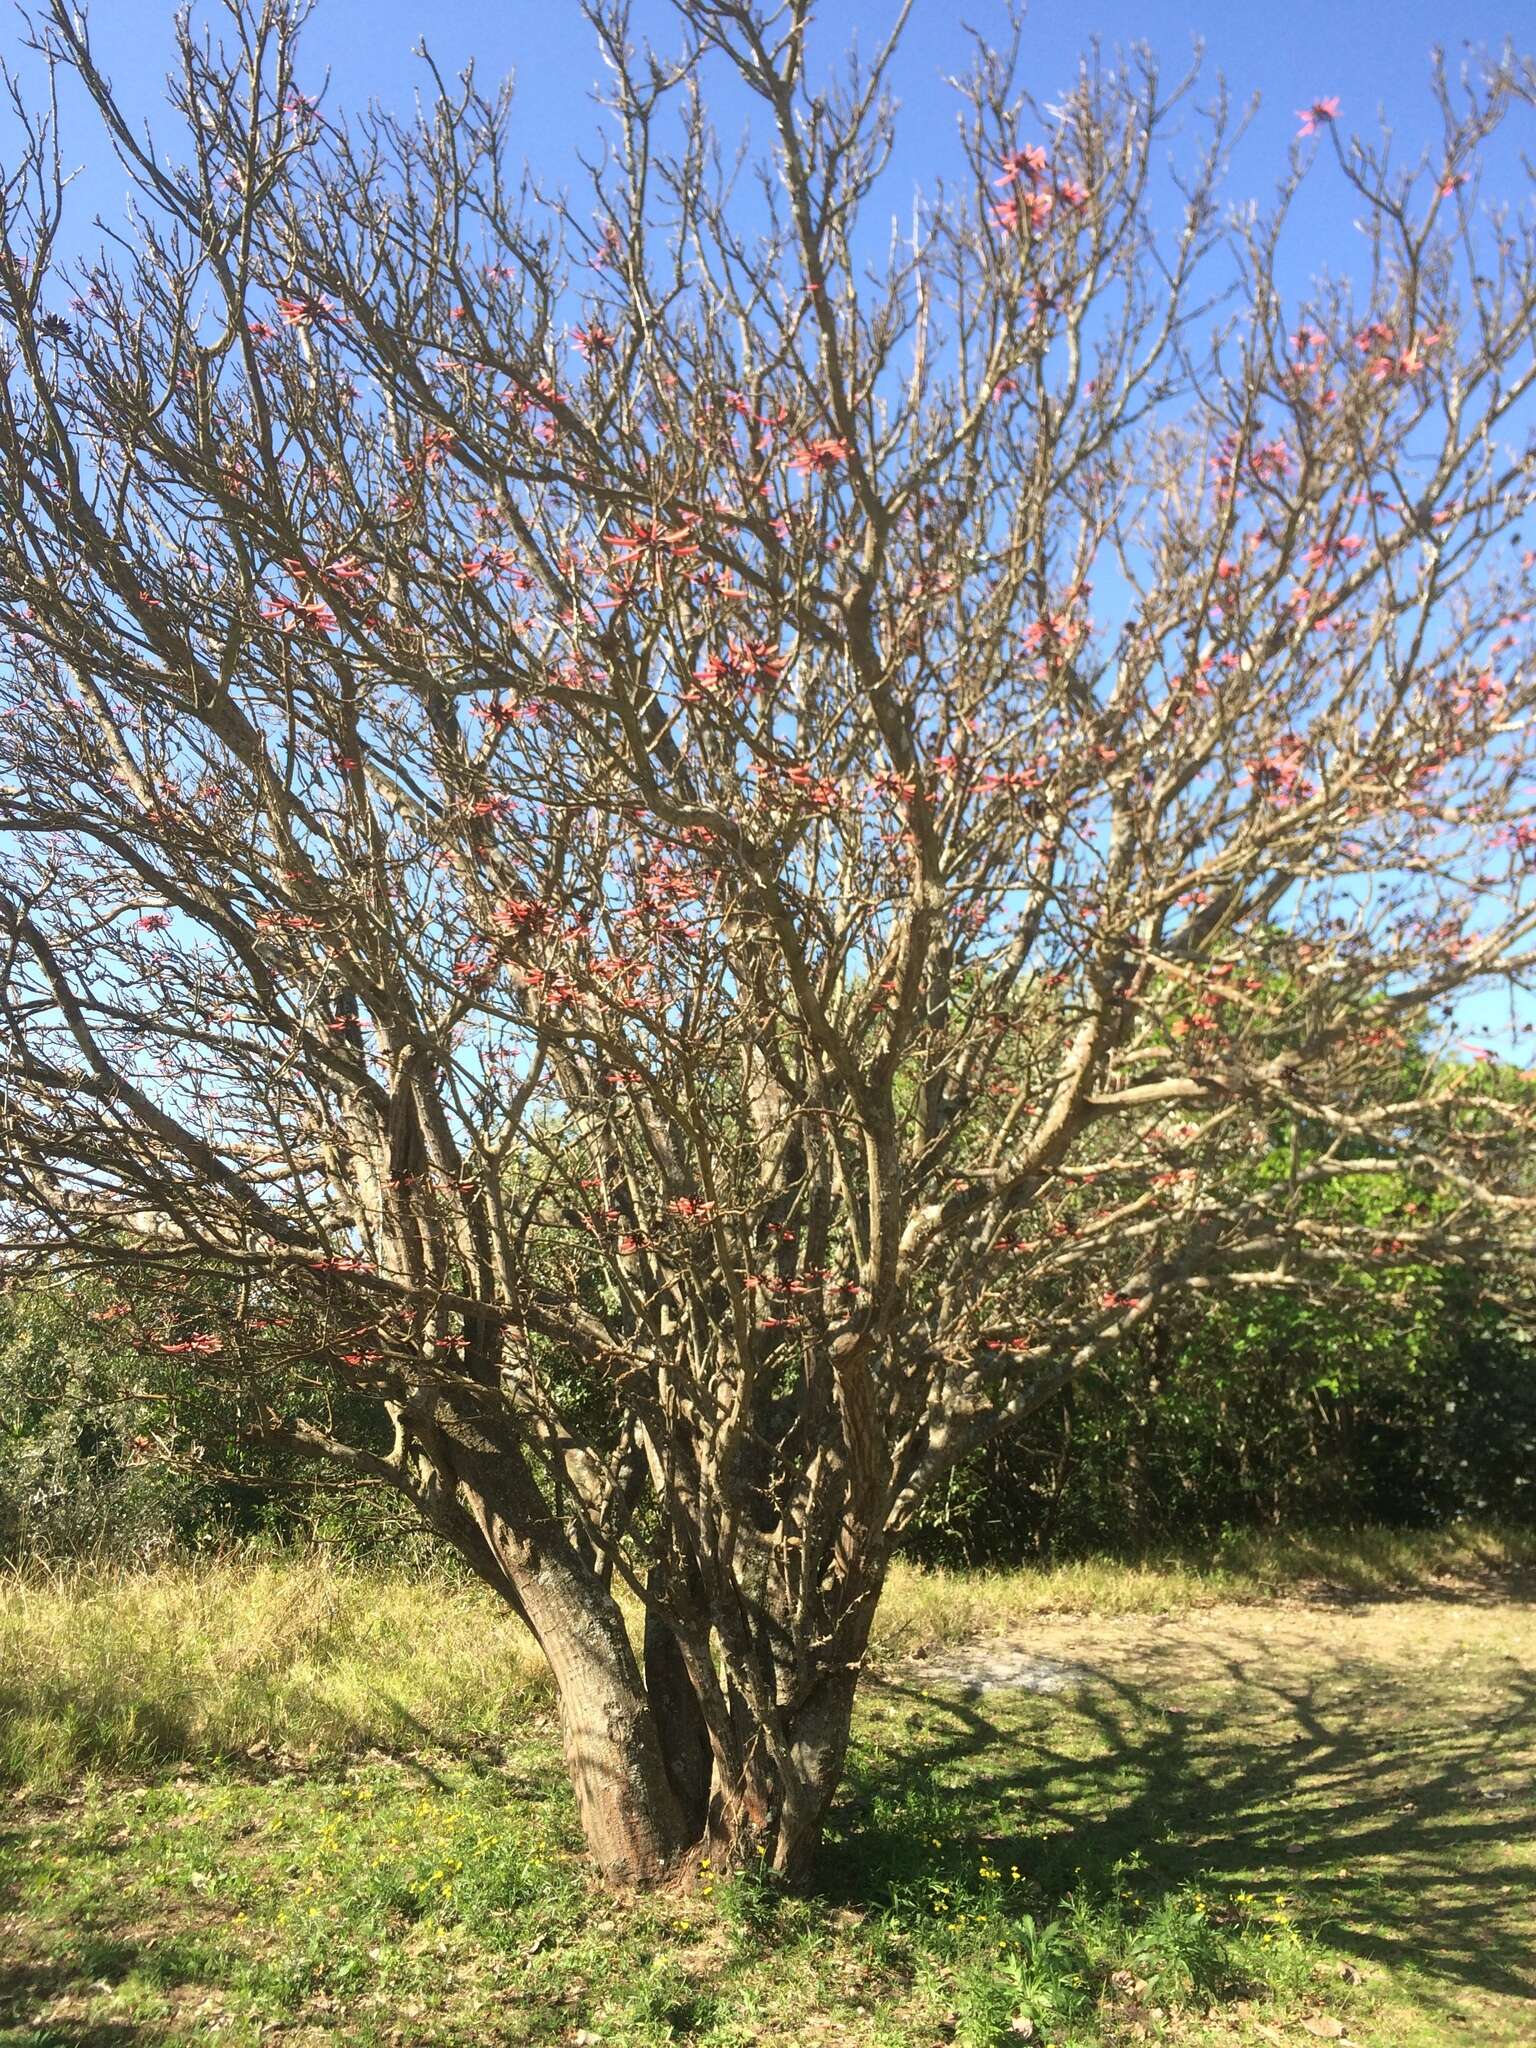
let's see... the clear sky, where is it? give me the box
[20,2,1534,436]
[6,0,1532,1055]
[16,0,1531,252]
[16,2,1533,419]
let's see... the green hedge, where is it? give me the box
[4,1258,1532,1569]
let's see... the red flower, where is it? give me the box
[318,554,372,589]
[787,438,851,477]
[259,593,337,635]
[406,426,457,474]
[602,517,698,563]
[274,293,339,327]
[281,553,373,593]
[489,897,552,938]
[1245,733,1313,806]
[572,324,616,360]
[992,190,1054,232]
[692,638,787,695]
[1295,97,1340,139]
[1022,600,1087,661]
[994,144,1048,188]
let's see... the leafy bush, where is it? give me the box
[0,1285,200,1562]
[5,1164,1532,1571]
[0,1284,410,1564]
[906,1261,1535,1564]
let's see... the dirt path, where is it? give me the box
[900,1594,1536,1697]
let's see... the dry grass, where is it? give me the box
[0,1555,548,1789]
[2,1524,1529,1789]
[872,1522,1536,1657]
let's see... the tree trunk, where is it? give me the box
[438,1433,873,1888]
[448,1442,694,1886]
[770,1668,862,1882]
[644,1594,714,1841]
[695,1662,865,1883]
[531,1590,692,1885]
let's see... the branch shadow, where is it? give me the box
[826,1632,1536,2015]
[0,1924,152,2045]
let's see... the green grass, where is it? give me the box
[1,1531,1532,2045]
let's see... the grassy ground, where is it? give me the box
[1,1529,1532,2046]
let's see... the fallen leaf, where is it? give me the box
[1303,2021,1347,2040]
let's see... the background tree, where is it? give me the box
[1,0,1534,1884]
[908,1066,1536,1561]
[0,1271,418,1562]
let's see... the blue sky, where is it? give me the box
[19,0,1530,253]
[7,0,1533,1055]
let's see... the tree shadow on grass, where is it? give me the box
[826,1636,1535,2014]
[0,1943,150,2045]
[4,1632,1531,2042]
[0,1812,273,2046]
[0,1811,139,2032]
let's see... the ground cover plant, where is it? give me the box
[2,0,1535,1890]
[1,1544,1532,2045]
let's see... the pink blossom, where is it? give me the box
[994,144,1049,188]
[787,437,851,477]
[274,293,340,328]
[1296,97,1340,139]
[259,593,337,635]
[572,323,616,360]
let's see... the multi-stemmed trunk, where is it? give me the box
[526,1578,868,1888]
[426,1435,874,1888]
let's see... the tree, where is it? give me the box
[1,0,1534,1884]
